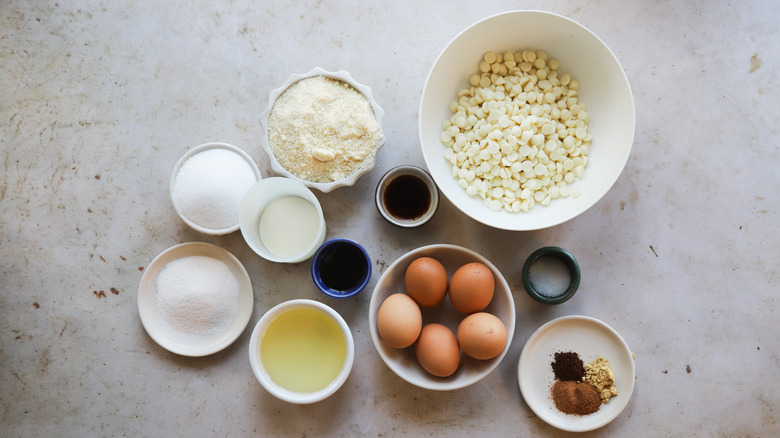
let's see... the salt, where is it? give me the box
[173,148,256,230]
[528,255,572,298]
[155,255,240,342]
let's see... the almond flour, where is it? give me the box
[267,75,383,183]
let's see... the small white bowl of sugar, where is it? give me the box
[239,177,327,264]
[170,142,261,235]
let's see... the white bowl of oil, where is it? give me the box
[248,299,355,404]
[239,177,327,264]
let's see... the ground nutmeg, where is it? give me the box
[551,351,585,381]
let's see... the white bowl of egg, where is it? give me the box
[260,67,386,193]
[239,177,327,264]
[420,10,634,230]
[368,244,516,390]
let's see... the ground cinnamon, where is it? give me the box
[551,351,585,381]
[551,380,601,415]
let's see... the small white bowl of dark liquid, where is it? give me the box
[375,165,439,227]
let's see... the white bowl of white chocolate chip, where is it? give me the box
[261,67,386,193]
[419,11,635,230]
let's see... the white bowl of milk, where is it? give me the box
[239,177,327,263]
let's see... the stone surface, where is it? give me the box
[1,1,778,436]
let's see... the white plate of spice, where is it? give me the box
[518,315,635,432]
[137,242,254,357]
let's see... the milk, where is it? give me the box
[258,196,320,258]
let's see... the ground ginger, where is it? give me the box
[583,356,618,403]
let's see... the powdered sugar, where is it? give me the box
[155,255,240,342]
[172,147,256,230]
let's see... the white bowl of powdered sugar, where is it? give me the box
[137,242,254,356]
[261,67,385,193]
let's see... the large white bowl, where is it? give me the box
[368,244,516,390]
[420,10,634,230]
[260,67,386,193]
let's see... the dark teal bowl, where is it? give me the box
[521,246,580,304]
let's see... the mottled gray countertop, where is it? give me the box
[1,1,778,436]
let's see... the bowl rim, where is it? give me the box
[248,299,355,404]
[374,165,440,228]
[259,67,386,193]
[238,177,327,264]
[169,142,261,235]
[419,9,635,231]
[368,243,516,390]
[310,238,372,298]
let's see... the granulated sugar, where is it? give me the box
[267,76,383,183]
[173,148,256,230]
[155,255,240,342]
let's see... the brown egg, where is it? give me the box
[449,262,495,314]
[376,293,422,349]
[457,312,507,360]
[414,323,460,377]
[404,257,448,307]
